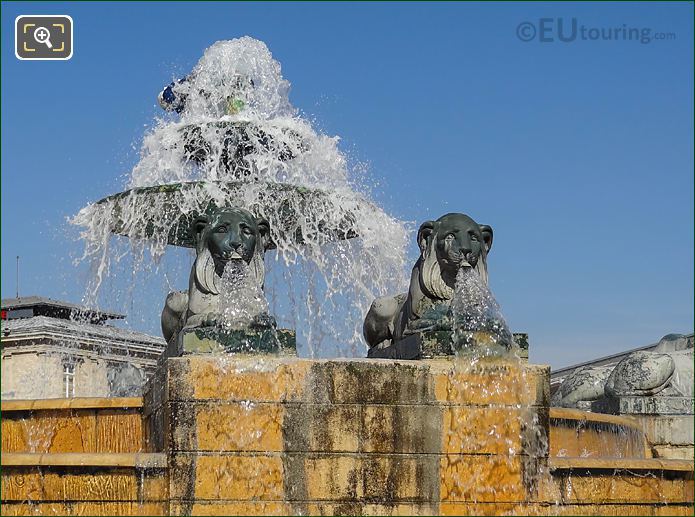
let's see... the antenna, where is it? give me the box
[16,256,19,299]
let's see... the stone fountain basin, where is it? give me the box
[549,407,653,459]
[1,360,693,516]
[91,181,362,248]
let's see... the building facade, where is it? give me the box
[1,296,165,400]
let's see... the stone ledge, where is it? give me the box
[0,503,167,516]
[632,415,695,446]
[654,445,695,461]
[549,407,644,428]
[550,457,694,473]
[1,452,167,469]
[168,452,533,503]
[593,396,695,416]
[1,397,143,411]
[163,501,695,516]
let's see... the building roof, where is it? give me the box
[1,296,124,323]
[1,315,165,357]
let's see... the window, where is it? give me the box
[63,363,75,398]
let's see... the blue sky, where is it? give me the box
[2,1,693,368]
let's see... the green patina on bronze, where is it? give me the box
[388,330,521,360]
[179,121,307,174]
[96,181,359,248]
[172,326,296,357]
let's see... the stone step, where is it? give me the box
[546,457,694,506]
[1,452,167,515]
[1,397,146,454]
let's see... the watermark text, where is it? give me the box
[517,18,675,44]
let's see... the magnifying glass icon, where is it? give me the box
[33,26,53,49]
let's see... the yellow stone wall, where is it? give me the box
[142,356,692,516]
[2,356,693,516]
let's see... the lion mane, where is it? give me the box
[418,231,489,302]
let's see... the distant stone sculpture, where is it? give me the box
[552,334,694,409]
[161,206,273,345]
[606,334,694,398]
[363,213,493,357]
[551,366,613,409]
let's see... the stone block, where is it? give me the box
[1,410,97,454]
[167,452,441,503]
[176,356,311,402]
[2,468,138,502]
[431,360,549,407]
[165,400,549,458]
[443,406,523,455]
[1,402,146,455]
[178,401,284,452]
[153,356,548,407]
[283,403,363,453]
[360,405,441,454]
[653,445,695,460]
[95,411,144,453]
[440,502,546,515]
[170,453,284,501]
[298,453,439,502]
[554,471,693,504]
[170,502,291,516]
[440,455,527,502]
[169,502,442,516]
[304,502,438,516]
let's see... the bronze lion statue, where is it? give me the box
[363,213,493,354]
[161,206,273,344]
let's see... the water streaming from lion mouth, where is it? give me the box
[443,267,552,505]
[71,37,408,357]
[218,260,270,330]
[450,267,516,357]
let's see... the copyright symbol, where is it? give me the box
[517,22,536,42]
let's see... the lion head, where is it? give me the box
[417,213,493,300]
[192,207,272,295]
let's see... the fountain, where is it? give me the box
[1,37,692,517]
[71,36,408,358]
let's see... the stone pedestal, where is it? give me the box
[166,327,296,358]
[143,355,550,515]
[367,331,529,361]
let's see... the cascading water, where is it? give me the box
[71,37,408,356]
[443,267,552,504]
[450,267,516,357]
[218,261,270,331]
